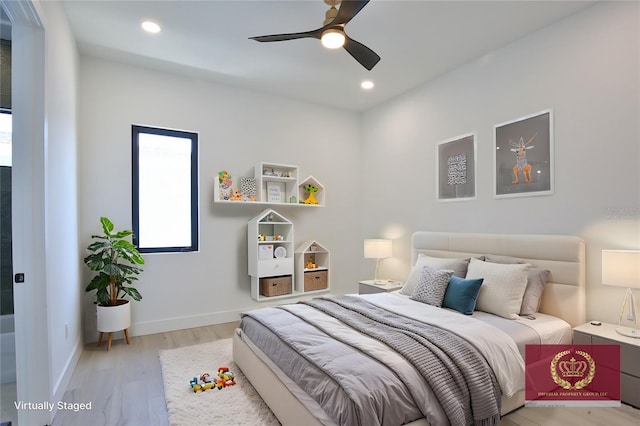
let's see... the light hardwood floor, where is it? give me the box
[51,322,238,426]
[27,322,638,426]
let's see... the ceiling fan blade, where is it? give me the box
[331,0,370,26]
[250,28,322,43]
[343,35,380,70]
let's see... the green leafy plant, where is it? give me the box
[84,217,145,305]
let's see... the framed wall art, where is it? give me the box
[266,181,284,203]
[494,109,554,198]
[436,132,477,201]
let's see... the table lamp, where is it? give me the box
[602,249,640,338]
[364,239,392,284]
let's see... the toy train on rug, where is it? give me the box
[189,366,236,392]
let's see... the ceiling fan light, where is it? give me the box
[321,28,345,49]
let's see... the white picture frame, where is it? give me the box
[266,181,284,203]
[494,109,554,199]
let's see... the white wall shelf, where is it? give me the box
[214,163,324,207]
[298,175,325,206]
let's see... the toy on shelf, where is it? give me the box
[189,367,236,393]
[230,188,243,201]
[306,257,317,269]
[303,184,318,205]
[240,177,257,201]
[258,234,267,241]
[218,171,232,201]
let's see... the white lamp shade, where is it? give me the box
[364,239,392,259]
[602,250,640,289]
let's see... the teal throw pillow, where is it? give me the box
[442,276,484,315]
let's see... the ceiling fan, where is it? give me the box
[249,0,380,71]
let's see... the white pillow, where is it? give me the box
[400,254,470,296]
[465,258,530,319]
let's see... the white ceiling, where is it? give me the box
[61,0,596,112]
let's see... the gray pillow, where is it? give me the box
[484,254,550,317]
[410,266,453,307]
[484,254,526,264]
[520,268,550,317]
[400,254,470,295]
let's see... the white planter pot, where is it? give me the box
[96,300,131,332]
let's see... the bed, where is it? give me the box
[233,231,586,426]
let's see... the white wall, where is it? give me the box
[76,1,638,341]
[78,57,362,342]
[360,1,639,325]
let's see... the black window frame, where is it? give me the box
[131,125,199,254]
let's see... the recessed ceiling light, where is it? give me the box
[361,80,374,90]
[141,21,161,34]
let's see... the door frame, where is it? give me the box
[0,1,51,425]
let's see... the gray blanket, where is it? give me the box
[242,296,502,425]
[299,297,501,426]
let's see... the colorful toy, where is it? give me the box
[218,170,230,185]
[230,188,243,201]
[189,367,236,393]
[218,171,233,200]
[303,184,318,205]
[307,257,316,269]
[190,376,204,392]
[217,366,237,389]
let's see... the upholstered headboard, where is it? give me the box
[411,231,586,327]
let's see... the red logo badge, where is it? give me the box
[525,344,620,407]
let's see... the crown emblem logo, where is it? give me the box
[550,350,596,390]
[559,357,588,377]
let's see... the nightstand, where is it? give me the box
[358,280,403,294]
[573,322,640,408]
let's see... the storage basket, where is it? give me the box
[304,270,328,292]
[260,275,292,297]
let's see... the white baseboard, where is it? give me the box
[128,308,244,337]
[50,337,83,422]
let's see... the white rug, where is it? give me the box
[159,338,279,426]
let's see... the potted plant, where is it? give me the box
[84,217,145,349]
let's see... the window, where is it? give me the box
[132,125,198,253]
[0,110,11,167]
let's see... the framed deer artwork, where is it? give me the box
[494,109,554,198]
[436,132,477,201]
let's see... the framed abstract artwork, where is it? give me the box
[436,133,477,201]
[494,110,554,198]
